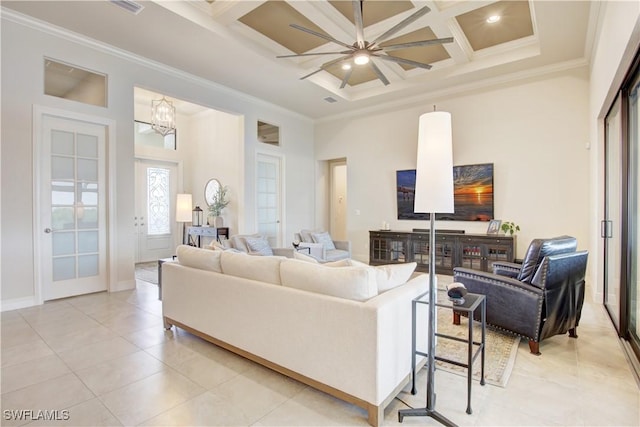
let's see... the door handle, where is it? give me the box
[44,228,52,233]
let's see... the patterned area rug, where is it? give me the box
[432,274,519,387]
[135,262,158,285]
[435,307,519,387]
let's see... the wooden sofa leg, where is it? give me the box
[453,312,461,325]
[568,327,578,338]
[528,340,541,355]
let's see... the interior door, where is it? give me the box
[604,95,623,332]
[256,153,282,247]
[134,159,178,262]
[39,115,107,300]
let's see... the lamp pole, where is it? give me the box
[398,111,456,426]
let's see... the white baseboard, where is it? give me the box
[110,279,135,293]
[1,296,38,312]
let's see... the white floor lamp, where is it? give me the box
[176,193,192,245]
[398,110,455,426]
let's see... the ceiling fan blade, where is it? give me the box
[381,37,454,52]
[353,0,365,49]
[371,6,431,47]
[299,54,353,80]
[290,24,354,50]
[340,68,353,89]
[277,51,352,58]
[373,54,433,70]
[369,61,390,86]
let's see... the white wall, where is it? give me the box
[588,1,640,300]
[1,13,315,309]
[315,68,591,265]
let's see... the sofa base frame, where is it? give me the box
[163,316,411,427]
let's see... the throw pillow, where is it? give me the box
[293,251,319,263]
[244,236,274,256]
[176,244,223,273]
[347,259,417,293]
[374,262,417,293]
[280,259,377,301]
[311,231,336,251]
[299,229,315,243]
[323,259,351,267]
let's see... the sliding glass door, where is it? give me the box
[628,68,640,356]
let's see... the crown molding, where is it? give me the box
[0,7,314,123]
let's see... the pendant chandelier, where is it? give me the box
[151,96,176,136]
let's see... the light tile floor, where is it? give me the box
[1,277,639,426]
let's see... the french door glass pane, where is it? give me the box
[50,128,100,282]
[147,167,170,235]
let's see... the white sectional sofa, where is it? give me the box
[162,245,429,426]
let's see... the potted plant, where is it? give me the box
[501,221,520,236]
[207,185,229,227]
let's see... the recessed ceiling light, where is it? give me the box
[341,63,352,71]
[486,15,501,24]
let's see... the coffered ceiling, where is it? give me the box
[2,1,597,119]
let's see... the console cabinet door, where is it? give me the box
[369,232,410,264]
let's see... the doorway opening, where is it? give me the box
[329,158,347,241]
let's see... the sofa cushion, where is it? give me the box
[220,250,283,285]
[280,259,377,301]
[312,231,336,251]
[293,251,319,263]
[176,245,222,273]
[245,236,274,256]
[324,259,352,267]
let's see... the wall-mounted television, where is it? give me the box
[396,163,494,221]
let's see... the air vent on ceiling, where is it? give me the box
[324,97,338,103]
[109,0,144,15]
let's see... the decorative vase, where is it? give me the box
[207,214,216,226]
[214,216,224,228]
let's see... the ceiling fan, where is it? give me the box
[277,0,453,88]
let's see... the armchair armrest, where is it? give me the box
[453,267,544,341]
[492,261,521,278]
[299,242,324,260]
[272,248,294,258]
[333,240,351,254]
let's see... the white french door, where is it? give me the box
[256,153,283,247]
[39,115,108,301]
[134,159,178,262]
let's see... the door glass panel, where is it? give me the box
[604,96,622,330]
[77,158,98,181]
[147,167,170,235]
[78,206,98,229]
[77,182,98,205]
[51,130,74,155]
[52,257,76,281]
[78,254,98,277]
[52,156,74,180]
[51,207,75,230]
[52,181,75,205]
[78,231,98,253]
[77,134,98,158]
[52,232,75,256]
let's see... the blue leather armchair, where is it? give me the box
[453,236,588,355]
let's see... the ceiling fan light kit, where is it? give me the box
[277,0,454,88]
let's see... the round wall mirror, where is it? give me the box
[204,178,221,207]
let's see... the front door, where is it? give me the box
[39,115,108,301]
[134,159,178,262]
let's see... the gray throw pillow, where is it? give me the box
[244,236,274,256]
[312,231,336,251]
